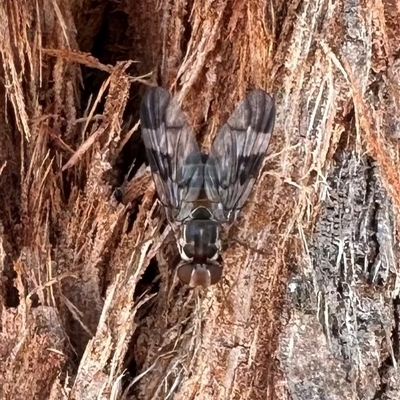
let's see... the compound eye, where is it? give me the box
[207,263,222,285]
[177,263,212,287]
[176,263,194,286]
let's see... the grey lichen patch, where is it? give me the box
[279,312,355,400]
[314,152,396,287]
[282,151,399,399]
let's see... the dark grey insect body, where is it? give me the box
[140,87,275,287]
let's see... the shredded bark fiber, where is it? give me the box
[0,1,399,400]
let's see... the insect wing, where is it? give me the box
[140,87,203,222]
[204,89,275,222]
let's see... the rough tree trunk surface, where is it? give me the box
[0,1,399,399]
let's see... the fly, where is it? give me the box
[140,87,276,287]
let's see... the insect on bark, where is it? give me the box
[140,87,275,288]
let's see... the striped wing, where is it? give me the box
[204,89,276,222]
[140,87,203,223]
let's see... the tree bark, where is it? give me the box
[0,0,399,399]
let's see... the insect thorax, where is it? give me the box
[179,206,220,262]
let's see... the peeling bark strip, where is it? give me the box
[0,0,399,400]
